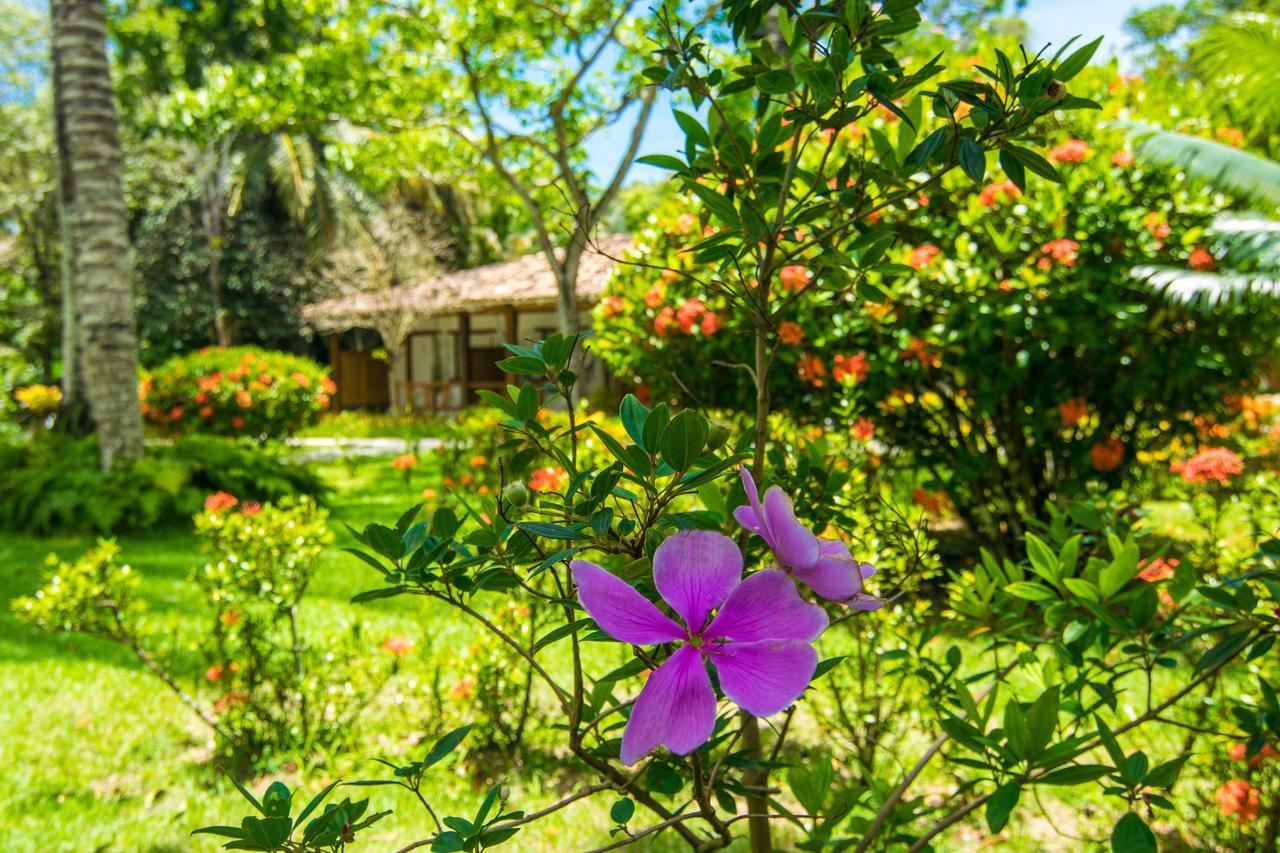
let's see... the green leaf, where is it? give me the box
[1026,686,1060,756]
[610,797,635,824]
[619,394,649,449]
[424,725,472,768]
[660,410,707,471]
[432,507,459,540]
[1111,812,1156,853]
[1055,36,1103,82]
[1143,755,1188,789]
[517,521,588,541]
[986,781,1021,833]
[757,69,797,94]
[636,154,686,171]
[262,781,292,819]
[1036,764,1111,785]
[1004,700,1032,760]
[496,356,546,376]
[1004,581,1056,602]
[958,138,986,182]
[533,618,593,653]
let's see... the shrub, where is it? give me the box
[13,496,396,769]
[0,433,325,535]
[141,346,334,439]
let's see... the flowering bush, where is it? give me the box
[140,346,334,439]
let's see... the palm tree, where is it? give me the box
[1126,14,1280,307]
[51,0,144,467]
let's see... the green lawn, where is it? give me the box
[0,452,1231,852]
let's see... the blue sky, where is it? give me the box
[595,0,1154,184]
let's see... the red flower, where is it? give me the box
[699,312,720,335]
[1189,246,1216,271]
[235,389,252,409]
[205,664,225,682]
[168,406,184,420]
[1039,238,1080,267]
[644,284,664,308]
[1090,438,1125,472]
[1216,780,1260,823]
[381,635,414,657]
[1058,398,1088,427]
[898,338,940,368]
[1143,212,1170,239]
[833,352,869,383]
[204,491,239,513]
[908,244,941,270]
[653,306,679,337]
[198,406,214,418]
[231,416,245,429]
[528,466,567,492]
[240,501,262,516]
[851,418,875,441]
[195,392,210,404]
[779,265,812,291]
[797,354,827,387]
[1137,557,1178,582]
[912,488,948,516]
[1177,447,1243,485]
[977,180,1021,207]
[600,295,626,318]
[291,371,311,388]
[1228,742,1280,766]
[778,321,805,346]
[1111,150,1135,168]
[676,298,707,333]
[1047,139,1090,163]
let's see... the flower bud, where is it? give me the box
[1044,79,1067,100]
[705,420,731,451]
[502,481,530,507]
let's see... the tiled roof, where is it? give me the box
[304,235,630,331]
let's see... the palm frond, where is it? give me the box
[1193,14,1280,131]
[1209,213,1280,272]
[1131,263,1280,309]
[1120,121,1280,211]
[269,132,316,224]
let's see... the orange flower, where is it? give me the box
[195,392,210,404]
[470,454,487,468]
[779,265,812,291]
[1111,150,1135,168]
[240,501,262,516]
[1229,742,1280,766]
[1189,246,1216,271]
[912,488,948,517]
[653,306,679,337]
[1040,238,1080,268]
[198,406,214,418]
[851,418,875,441]
[220,610,241,627]
[864,301,894,321]
[528,465,567,492]
[392,454,418,470]
[214,692,248,713]
[1058,398,1089,427]
[450,676,476,701]
[908,244,941,270]
[1137,557,1178,582]
[460,474,474,486]
[977,180,1021,207]
[1047,139,1090,163]
[381,635,414,656]
[645,284,664,308]
[204,491,238,513]
[833,352,869,383]
[676,298,707,333]
[422,487,437,501]
[1177,447,1243,485]
[797,354,827,387]
[1143,212,1170,239]
[778,322,805,346]
[235,389,252,409]
[205,664,225,682]
[291,371,311,388]
[899,338,940,368]
[1090,437,1125,472]
[1215,127,1245,148]
[600,295,626,318]
[231,416,245,429]
[699,312,720,335]
[1215,779,1260,823]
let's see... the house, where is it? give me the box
[303,235,629,412]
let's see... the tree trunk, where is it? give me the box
[51,21,82,416]
[51,0,144,468]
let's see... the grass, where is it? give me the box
[0,450,1250,851]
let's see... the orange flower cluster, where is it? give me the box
[977,180,1021,207]
[600,295,626,318]
[1137,557,1178,583]
[1038,238,1080,269]
[381,635,414,657]
[908,244,941,270]
[1215,127,1245,148]
[833,352,869,383]
[779,264,812,291]
[1047,139,1090,163]
[528,465,567,492]
[1143,211,1170,240]
[1058,398,1089,427]
[204,491,239,513]
[655,298,719,337]
[1090,437,1125,472]
[778,321,805,346]
[912,488,949,517]
[391,454,418,470]
[1228,742,1280,766]
[851,418,875,441]
[1215,779,1260,823]
[797,354,827,387]
[1111,149,1135,168]
[1174,447,1243,485]
[898,338,940,368]
[1189,246,1216,271]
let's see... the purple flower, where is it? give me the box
[733,466,882,609]
[571,529,828,765]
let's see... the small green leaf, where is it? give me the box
[986,781,1021,833]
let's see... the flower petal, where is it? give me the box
[735,465,774,549]
[653,530,742,632]
[704,568,829,643]
[708,639,817,717]
[791,539,864,602]
[620,644,716,764]
[572,560,684,645]
[762,486,820,570]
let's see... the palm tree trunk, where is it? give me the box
[51,0,144,468]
